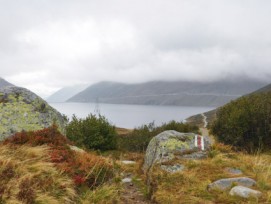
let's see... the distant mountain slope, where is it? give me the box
[0,77,14,88]
[67,80,267,107]
[46,84,88,103]
[252,83,271,94]
[186,82,271,127]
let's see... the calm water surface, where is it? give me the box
[49,102,214,129]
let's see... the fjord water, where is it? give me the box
[50,102,214,129]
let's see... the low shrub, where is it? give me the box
[211,93,271,152]
[118,121,199,152]
[4,124,70,147]
[66,114,117,151]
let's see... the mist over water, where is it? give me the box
[50,102,214,128]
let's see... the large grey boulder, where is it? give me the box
[0,86,66,140]
[143,130,211,172]
[229,186,262,198]
[207,177,256,191]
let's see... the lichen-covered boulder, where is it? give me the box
[143,130,211,172]
[0,86,66,140]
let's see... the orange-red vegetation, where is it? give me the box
[3,125,114,188]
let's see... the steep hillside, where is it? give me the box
[252,83,271,94]
[186,82,271,128]
[0,77,14,88]
[67,80,267,107]
[46,84,88,102]
[210,92,271,151]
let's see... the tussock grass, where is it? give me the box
[80,184,120,204]
[150,143,271,204]
[0,126,121,203]
[0,144,76,203]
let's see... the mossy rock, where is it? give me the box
[0,86,66,140]
[143,130,211,172]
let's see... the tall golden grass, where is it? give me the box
[0,144,76,203]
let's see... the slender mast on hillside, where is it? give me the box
[94,97,100,115]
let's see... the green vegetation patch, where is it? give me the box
[66,114,117,151]
[117,121,199,152]
[211,93,271,152]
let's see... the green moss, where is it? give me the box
[160,138,190,151]
[0,92,65,140]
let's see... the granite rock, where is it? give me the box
[143,130,211,172]
[0,86,66,140]
[230,186,262,198]
[208,177,256,191]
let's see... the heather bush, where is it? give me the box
[3,124,70,147]
[66,114,117,151]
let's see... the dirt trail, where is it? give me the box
[201,113,208,128]
[119,161,151,204]
[199,113,216,144]
[120,181,150,204]
[200,127,215,145]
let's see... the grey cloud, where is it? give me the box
[1,0,271,97]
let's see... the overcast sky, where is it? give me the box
[1,0,271,97]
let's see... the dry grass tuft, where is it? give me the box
[80,184,120,204]
[0,144,76,203]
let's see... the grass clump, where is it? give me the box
[0,144,76,203]
[80,184,120,204]
[4,125,115,189]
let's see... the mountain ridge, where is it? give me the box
[46,84,89,103]
[186,82,271,127]
[0,77,14,88]
[67,80,268,107]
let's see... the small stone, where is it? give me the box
[121,160,136,165]
[126,173,132,177]
[225,168,242,175]
[69,145,85,153]
[122,178,132,183]
[207,177,256,191]
[230,186,262,198]
[160,164,185,173]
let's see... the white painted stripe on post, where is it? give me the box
[201,136,204,151]
[195,135,198,147]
